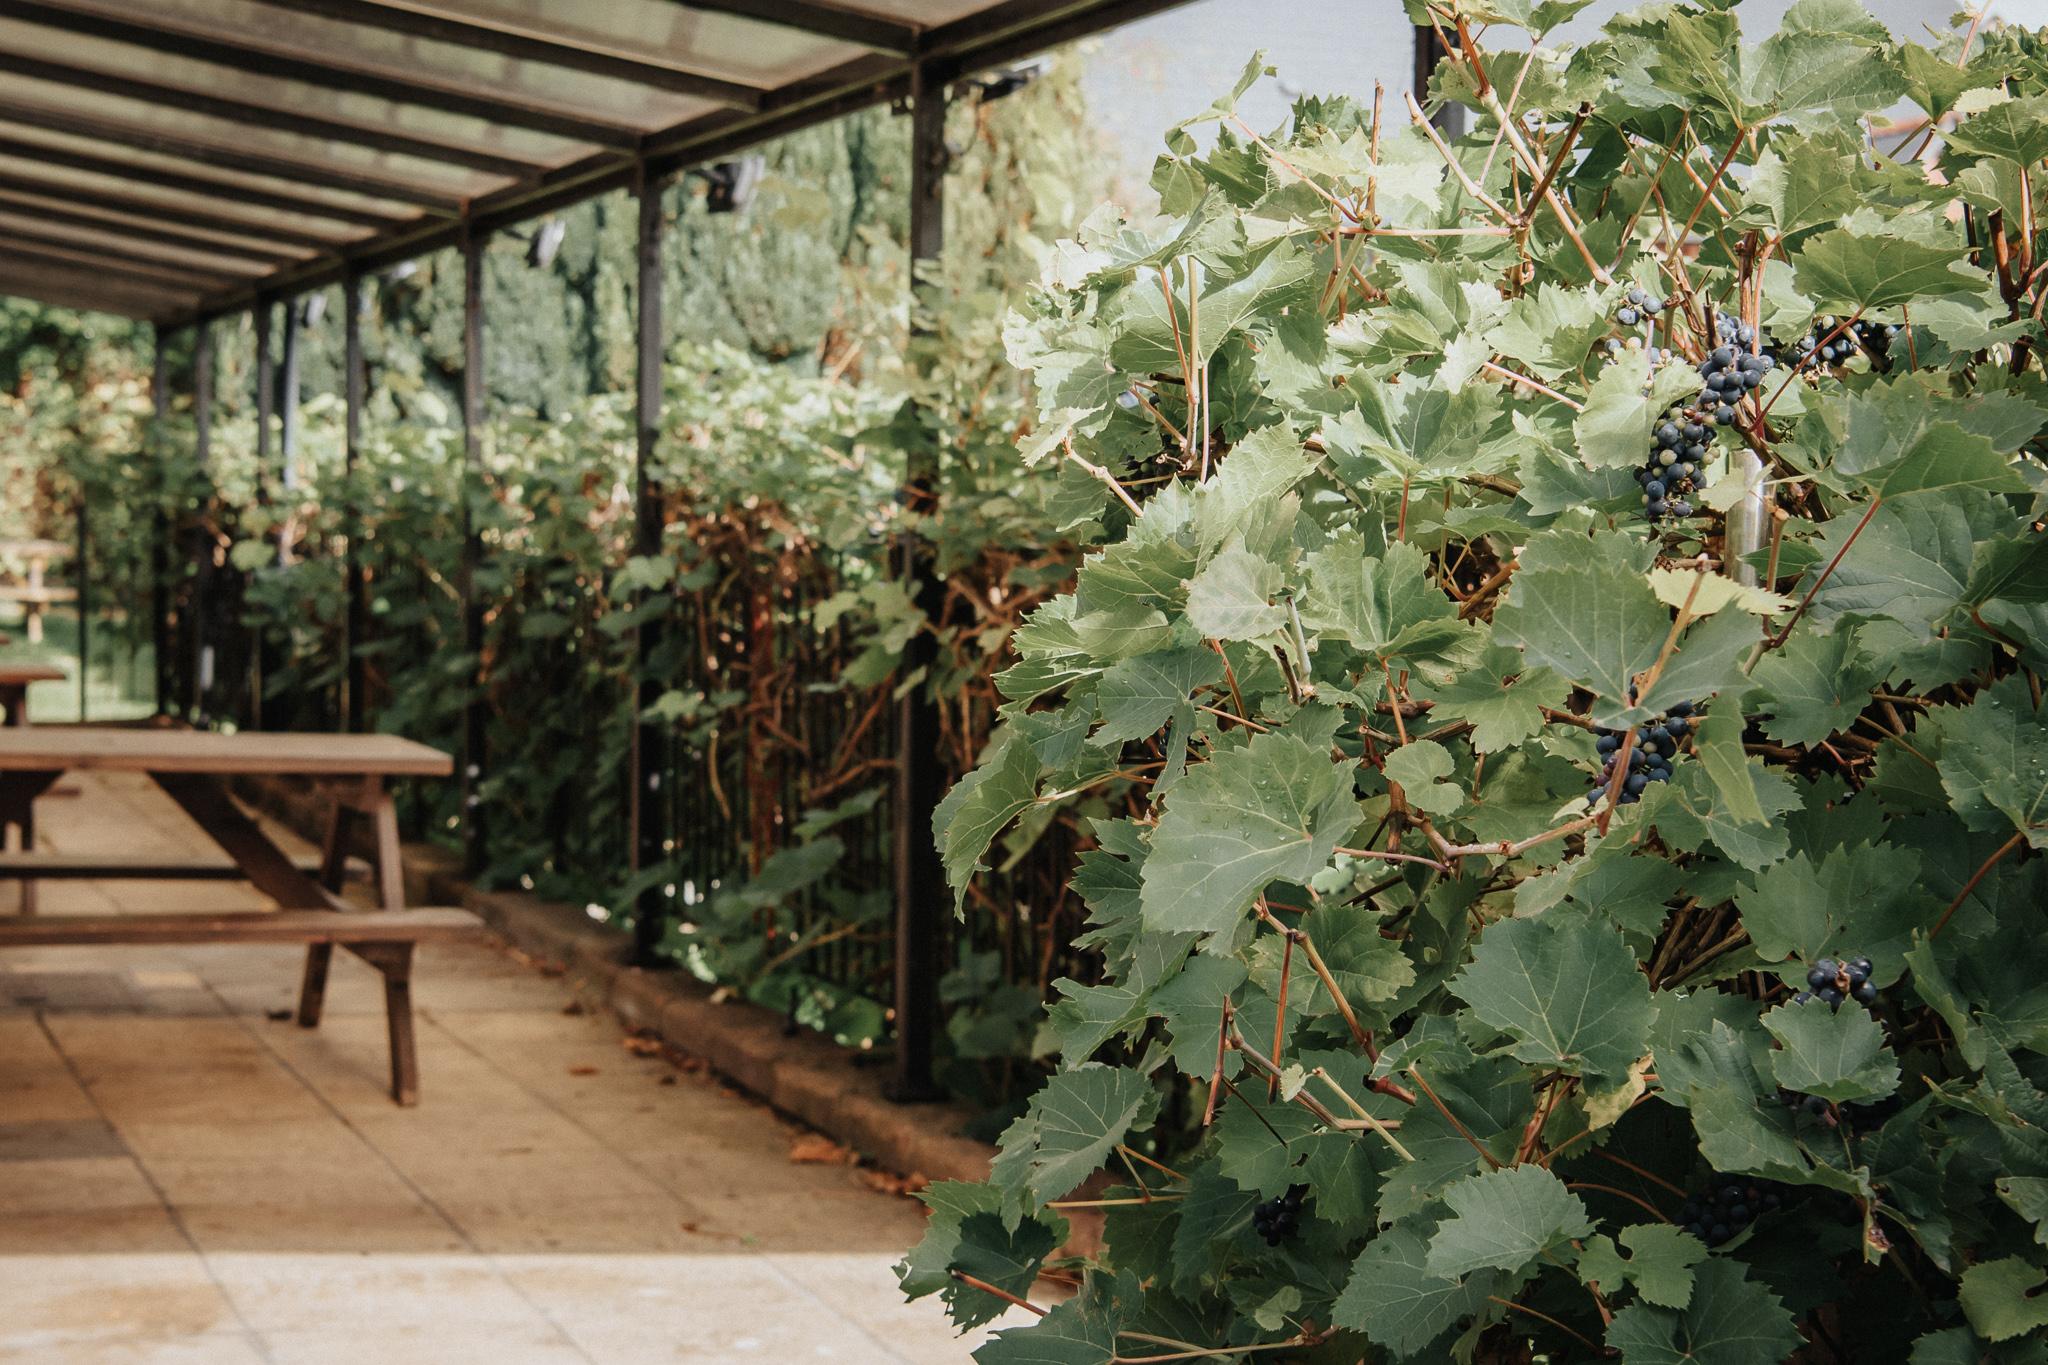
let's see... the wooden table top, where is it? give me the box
[0,663,68,685]
[0,728,453,777]
[0,539,71,559]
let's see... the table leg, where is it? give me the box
[0,683,24,727]
[0,770,59,916]
[151,774,336,910]
[357,942,419,1106]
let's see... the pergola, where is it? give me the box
[0,0,1449,1101]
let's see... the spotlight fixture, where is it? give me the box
[965,59,1047,103]
[527,217,567,269]
[694,155,766,214]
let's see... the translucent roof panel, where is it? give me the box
[0,0,1196,319]
[0,1,724,145]
[0,73,515,208]
[420,0,879,87]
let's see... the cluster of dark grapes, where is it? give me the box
[1614,285,1667,328]
[1251,1186,1306,1247]
[1792,317,1898,370]
[1637,406,1705,523]
[1696,314,1773,427]
[1794,955,1878,1010]
[1679,1177,1784,1248]
[1590,701,1694,804]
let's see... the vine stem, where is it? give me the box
[1062,436,1143,517]
[1408,1064,1500,1168]
[1931,831,2027,938]
[1566,1181,1672,1223]
[1332,845,1451,870]
[947,1270,1045,1316]
[1748,495,1883,666]
[1486,1297,1610,1355]
[1480,361,1584,411]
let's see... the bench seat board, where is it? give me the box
[0,908,480,946]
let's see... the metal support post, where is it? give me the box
[629,164,671,966]
[460,224,488,876]
[889,64,949,1103]
[149,329,170,715]
[342,273,366,731]
[188,318,212,723]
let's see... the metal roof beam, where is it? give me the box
[673,1,918,56]
[239,0,764,110]
[0,135,437,225]
[0,169,353,251]
[0,0,647,148]
[0,192,305,266]
[0,101,516,208]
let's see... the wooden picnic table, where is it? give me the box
[0,728,476,1104]
[0,661,67,727]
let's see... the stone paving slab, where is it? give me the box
[0,771,995,1364]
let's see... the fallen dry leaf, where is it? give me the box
[858,1168,929,1198]
[622,1034,665,1057]
[567,1065,600,1077]
[788,1133,855,1165]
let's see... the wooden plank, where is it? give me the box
[0,665,68,685]
[0,586,79,604]
[0,728,453,776]
[0,907,480,945]
[151,773,342,911]
[0,852,330,879]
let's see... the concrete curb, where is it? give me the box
[232,775,997,1188]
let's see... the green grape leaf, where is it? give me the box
[1493,555,1667,716]
[1452,914,1658,1083]
[1416,646,1567,754]
[1141,729,1360,936]
[897,1183,1068,1330]
[1384,740,1464,817]
[1792,227,1978,313]
[1958,1257,2048,1344]
[991,1065,1162,1211]
[1186,545,1287,642]
[1334,1226,1503,1357]
[1751,627,1886,746]
[1574,351,1703,471]
[1762,999,1901,1103]
[1606,1258,1803,1365]
[1425,1164,1594,1277]
[936,730,1043,911]
[1092,645,1225,747]
[1579,1226,1708,1310]
[1924,674,2048,848]
[1299,536,1471,667]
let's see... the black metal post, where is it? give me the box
[1413,25,1466,137]
[188,318,212,723]
[629,163,670,967]
[74,494,88,722]
[460,224,488,876]
[278,296,302,565]
[889,64,949,1103]
[149,329,170,715]
[251,298,273,727]
[343,273,366,731]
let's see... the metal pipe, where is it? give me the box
[1725,446,1768,588]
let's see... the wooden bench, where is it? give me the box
[0,909,476,1104]
[0,727,479,1104]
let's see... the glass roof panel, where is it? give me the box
[0,151,387,245]
[14,0,725,139]
[0,74,515,205]
[0,184,317,263]
[0,207,280,277]
[427,0,874,88]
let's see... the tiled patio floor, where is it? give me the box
[0,771,990,1364]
